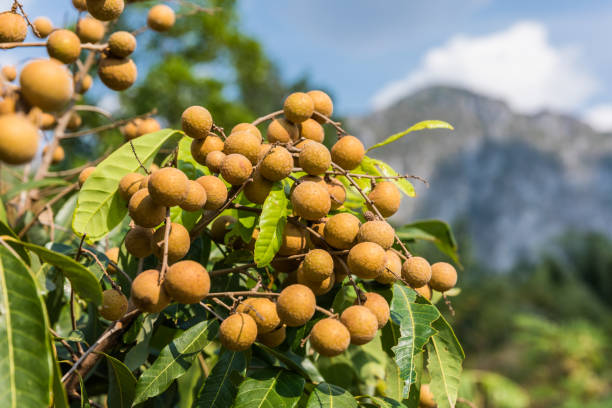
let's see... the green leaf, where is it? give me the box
[306,383,357,408]
[72,129,183,241]
[395,220,460,265]
[426,317,464,408]
[233,368,305,408]
[194,351,247,408]
[361,157,415,198]
[357,395,408,408]
[255,343,323,382]
[133,319,219,404]
[367,120,453,152]
[0,243,52,408]
[177,135,210,179]
[51,350,69,408]
[0,199,7,224]
[254,182,287,267]
[2,178,71,200]
[103,353,137,408]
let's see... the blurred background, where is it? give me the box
[10,0,612,406]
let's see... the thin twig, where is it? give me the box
[251,109,283,126]
[312,111,348,136]
[129,140,151,175]
[81,248,121,291]
[199,302,224,321]
[324,171,429,186]
[49,328,79,362]
[73,104,113,119]
[159,208,172,283]
[443,292,456,317]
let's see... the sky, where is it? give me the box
[6,0,612,131]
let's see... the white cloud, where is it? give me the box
[583,105,612,132]
[371,21,597,114]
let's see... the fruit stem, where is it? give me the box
[159,208,172,283]
[251,109,283,126]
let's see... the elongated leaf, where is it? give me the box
[1,236,102,305]
[51,351,69,408]
[133,319,219,404]
[194,351,247,408]
[426,317,464,408]
[255,343,323,382]
[254,182,287,267]
[367,120,453,152]
[361,156,415,198]
[0,221,30,263]
[72,129,183,241]
[103,353,137,408]
[357,395,407,408]
[0,244,52,408]
[2,178,71,200]
[395,220,460,265]
[0,199,7,224]
[233,368,304,408]
[306,383,357,408]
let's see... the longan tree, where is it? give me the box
[0,1,464,407]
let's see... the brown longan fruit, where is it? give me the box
[276,284,316,327]
[359,292,390,329]
[271,256,300,274]
[128,189,166,228]
[223,131,261,164]
[1,65,17,82]
[163,260,210,304]
[105,247,119,274]
[78,166,96,187]
[20,59,73,111]
[147,4,175,32]
[266,118,297,143]
[415,284,432,300]
[278,222,307,256]
[326,178,346,210]
[420,384,436,408]
[376,250,401,284]
[401,256,432,288]
[260,146,293,181]
[46,29,81,64]
[72,0,88,11]
[118,172,144,201]
[368,181,401,217]
[123,120,140,140]
[219,313,257,351]
[257,325,286,348]
[43,145,65,164]
[302,249,333,282]
[205,150,225,173]
[324,213,360,249]
[0,12,27,43]
[283,92,314,124]
[220,153,252,186]
[98,57,137,91]
[297,263,335,295]
[0,114,39,165]
[299,141,331,176]
[108,31,136,57]
[244,169,273,204]
[307,90,333,123]
[148,167,189,207]
[258,143,272,163]
[66,111,82,130]
[138,118,160,135]
[299,119,325,143]
[139,174,150,190]
[310,318,350,357]
[357,220,395,249]
[348,242,386,279]
[291,181,331,221]
[130,269,170,313]
[429,262,457,292]
[76,17,105,43]
[125,226,153,258]
[209,215,236,243]
[33,17,53,38]
[340,305,378,345]
[0,96,16,114]
[179,180,207,212]
[231,123,262,142]
[236,298,280,334]
[191,135,224,165]
[196,175,228,210]
[152,222,190,263]
[331,135,365,170]
[86,0,125,21]
[100,289,128,320]
[181,106,212,139]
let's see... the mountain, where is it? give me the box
[349,86,612,270]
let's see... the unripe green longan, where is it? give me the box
[340,305,378,345]
[108,31,136,57]
[257,325,286,348]
[87,0,125,22]
[331,135,364,170]
[244,170,273,204]
[196,175,228,210]
[299,141,331,175]
[359,292,390,329]
[276,284,316,326]
[98,57,137,91]
[0,114,39,165]
[236,297,280,334]
[302,249,334,282]
[376,250,401,284]
[76,17,105,43]
[179,180,207,212]
[118,172,144,201]
[128,189,166,228]
[231,123,262,142]
[181,105,213,139]
[223,131,261,164]
[130,269,170,313]
[260,146,293,181]
[357,220,395,249]
[219,313,257,351]
[278,222,307,256]
[401,256,432,288]
[147,4,175,32]
[299,118,325,142]
[307,90,334,123]
[0,12,27,43]
[267,118,297,143]
[283,92,314,124]
[291,181,330,221]
[220,153,252,185]
[324,213,360,249]
[163,260,210,304]
[429,262,457,292]
[347,242,386,279]
[152,222,190,263]
[310,318,350,357]
[148,167,189,207]
[368,181,401,218]
[191,135,224,165]
[100,289,128,320]
[125,226,153,258]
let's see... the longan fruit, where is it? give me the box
[219,313,257,351]
[130,269,170,313]
[100,289,128,320]
[118,172,144,201]
[302,249,333,282]
[66,111,82,131]
[368,181,401,217]
[20,59,73,111]
[0,95,16,114]
[310,318,351,357]
[307,90,333,123]
[271,256,301,273]
[147,4,175,32]
[420,384,436,408]
[163,260,210,304]
[244,169,273,204]
[205,150,225,173]
[43,145,65,164]
[291,181,331,221]
[152,222,190,263]
[209,215,235,243]
[258,143,272,162]
[326,178,346,210]
[0,114,39,165]
[0,12,27,43]
[231,123,262,142]
[401,256,432,288]
[429,262,457,292]
[46,29,81,64]
[181,106,213,139]
[128,189,166,228]
[123,119,141,140]
[331,135,364,170]
[348,242,386,279]
[324,213,360,249]
[283,92,314,124]
[125,226,153,258]
[309,217,327,247]
[98,57,137,91]
[223,131,261,164]
[267,118,297,143]
[276,284,316,326]
[237,298,280,334]
[33,17,53,38]
[297,263,335,295]
[415,284,432,300]
[139,174,150,190]
[76,75,92,95]
[357,220,395,249]
[260,146,293,181]
[76,17,105,43]
[1,65,17,82]
[105,247,119,274]
[220,153,252,185]
[86,0,125,22]
[359,292,390,329]
[257,325,286,348]
[340,305,378,345]
[137,117,161,135]
[299,141,331,176]
[148,167,189,207]
[78,166,96,188]
[299,119,325,143]
[191,135,224,165]
[376,250,401,284]
[72,0,87,11]
[196,175,228,210]
[108,31,136,58]
[278,222,307,256]
[179,180,207,212]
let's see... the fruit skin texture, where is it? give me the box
[148,167,189,207]
[100,289,128,320]
[377,250,401,284]
[299,141,331,175]
[98,57,137,91]
[348,242,386,279]
[357,220,395,249]
[78,167,96,187]
[327,178,346,210]
[0,114,39,165]
[86,0,125,21]
[125,226,153,258]
[209,215,235,243]
[181,106,212,139]
[267,118,298,143]
[297,263,335,295]
[299,118,325,142]
[130,269,170,313]
[260,146,293,181]
[244,170,273,204]
[191,136,224,165]
[415,284,432,300]
[310,318,350,357]
[429,262,457,292]
[147,4,176,32]
[232,123,262,141]
[307,90,333,122]
[276,284,316,327]
[105,247,119,273]
[128,189,166,228]
[118,172,144,201]
[152,222,190,263]
[20,59,73,111]
[302,249,333,282]
[291,181,331,221]
[258,325,286,348]
[324,213,360,249]
[340,305,379,345]
[237,298,280,334]
[179,180,207,212]
[401,256,432,288]
[278,222,307,256]
[205,150,225,173]
[47,29,81,64]
[163,260,210,304]
[360,292,390,329]
[331,135,365,170]
[368,181,401,218]
[196,175,228,210]
[219,313,258,351]
[1,65,17,82]
[223,131,261,164]
[138,116,161,134]
[0,12,27,42]
[108,31,136,57]
[33,17,53,38]
[283,92,314,124]
[221,153,252,186]
[77,17,105,43]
